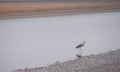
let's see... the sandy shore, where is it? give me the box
[14,49,120,72]
[0,2,120,17]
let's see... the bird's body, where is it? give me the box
[76,41,85,49]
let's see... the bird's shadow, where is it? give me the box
[76,54,82,59]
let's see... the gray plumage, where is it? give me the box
[76,41,85,49]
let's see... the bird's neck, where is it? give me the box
[83,42,85,46]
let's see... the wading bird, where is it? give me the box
[76,41,86,58]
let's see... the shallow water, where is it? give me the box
[0,11,120,72]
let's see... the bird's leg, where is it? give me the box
[78,48,82,56]
[77,48,79,55]
[78,48,80,55]
[80,48,82,55]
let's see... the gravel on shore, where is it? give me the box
[14,49,120,72]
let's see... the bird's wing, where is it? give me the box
[76,44,82,48]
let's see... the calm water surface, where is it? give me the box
[0,11,120,72]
